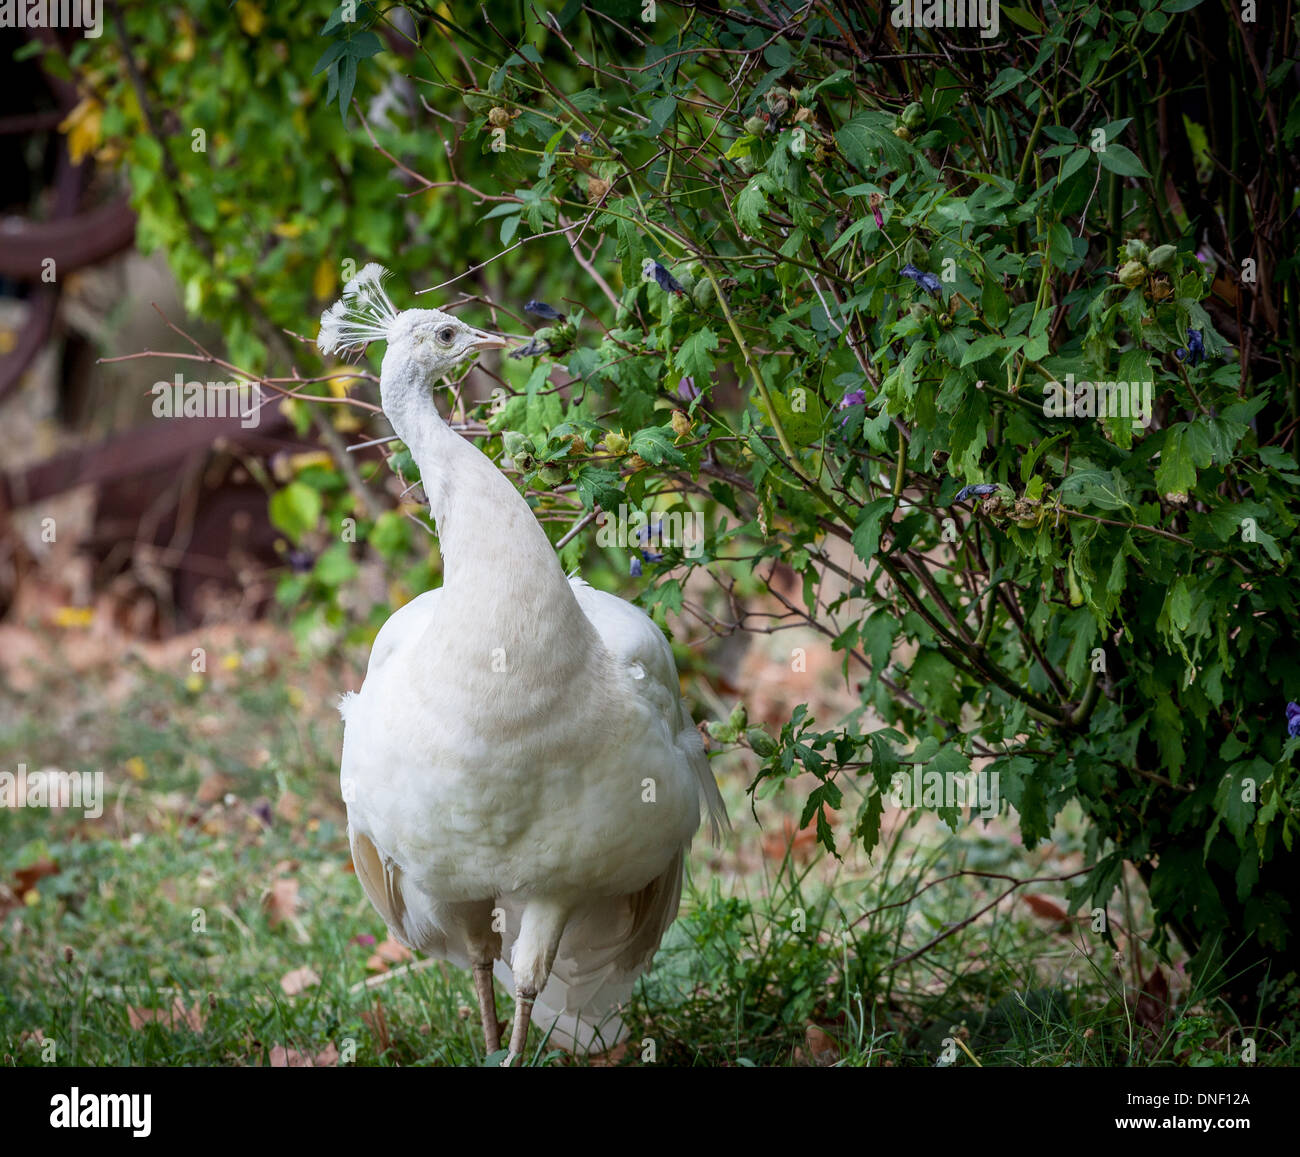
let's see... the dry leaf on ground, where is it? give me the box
[279,966,320,996]
[127,997,205,1032]
[268,1041,339,1067]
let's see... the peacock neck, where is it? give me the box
[381,374,598,660]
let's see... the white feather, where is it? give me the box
[337,275,727,1057]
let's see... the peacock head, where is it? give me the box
[317,264,508,409]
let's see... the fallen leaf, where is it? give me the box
[804,1025,840,1066]
[1022,894,1072,931]
[366,938,413,972]
[274,791,303,823]
[13,859,60,894]
[269,1041,339,1067]
[1135,966,1171,1043]
[127,997,205,1033]
[264,878,299,928]
[196,772,237,805]
[279,966,320,997]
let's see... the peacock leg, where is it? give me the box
[504,989,536,1067]
[473,963,501,1054]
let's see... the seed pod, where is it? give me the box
[1124,238,1149,263]
[744,114,766,135]
[537,463,567,488]
[488,106,512,127]
[1147,244,1177,272]
[1067,558,1084,607]
[603,431,629,455]
[670,409,692,439]
[746,728,778,757]
[893,125,912,142]
[692,277,716,309]
[502,430,531,459]
[625,454,649,473]
[901,101,926,130]
[1117,260,1147,289]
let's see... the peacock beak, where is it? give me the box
[469,329,510,351]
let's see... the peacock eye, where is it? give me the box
[436,326,456,346]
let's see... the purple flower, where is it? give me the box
[524,299,566,321]
[901,263,942,296]
[953,482,999,503]
[629,556,643,577]
[677,377,701,402]
[1287,701,1300,739]
[578,131,593,144]
[868,192,885,229]
[838,388,867,430]
[1175,329,1206,366]
[636,521,665,562]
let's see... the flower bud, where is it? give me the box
[1124,238,1149,262]
[1147,244,1177,272]
[1117,261,1147,289]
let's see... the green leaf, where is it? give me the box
[1002,6,1044,32]
[851,498,895,562]
[675,327,719,379]
[735,176,773,233]
[836,111,909,174]
[1097,143,1151,178]
[269,482,322,542]
[1059,467,1132,511]
[981,276,1010,327]
[631,425,686,467]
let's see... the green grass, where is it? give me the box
[1,629,1294,1067]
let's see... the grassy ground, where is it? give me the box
[1,618,1291,1067]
